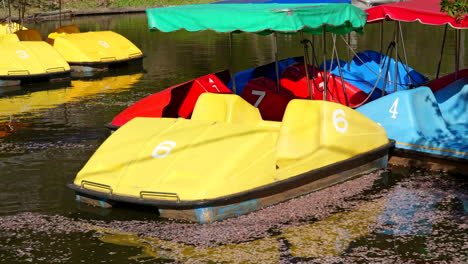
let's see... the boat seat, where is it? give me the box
[276,99,321,168]
[434,77,468,127]
[47,25,81,44]
[53,25,81,34]
[191,93,262,125]
[426,69,468,93]
[0,33,20,42]
[15,29,42,41]
[241,77,294,121]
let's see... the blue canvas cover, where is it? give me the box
[322,50,428,94]
[321,59,383,101]
[357,86,467,160]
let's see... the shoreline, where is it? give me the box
[5,6,163,23]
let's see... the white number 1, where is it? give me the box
[389,98,399,119]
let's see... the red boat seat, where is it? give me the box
[425,69,468,93]
[241,77,294,121]
[110,71,232,127]
[178,73,232,118]
[280,63,369,107]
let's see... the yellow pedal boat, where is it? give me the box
[68,93,393,223]
[0,24,71,87]
[46,25,144,72]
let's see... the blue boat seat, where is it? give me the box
[434,77,468,127]
[358,87,467,159]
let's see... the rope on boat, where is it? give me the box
[332,34,350,107]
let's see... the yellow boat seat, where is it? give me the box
[47,25,80,44]
[0,22,27,35]
[191,93,262,126]
[276,99,388,172]
[276,99,322,168]
[54,25,81,34]
[0,33,20,42]
[15,29,42,41]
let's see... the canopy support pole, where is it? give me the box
[229,32,237,94]
[393,21,399,92]
[322,28,327,101]
[347,33,351,72]
[455,29,460,80]
[435,24,448,80]
[273,32,280,93]
[59,0,62,27]
[301,32,312,100]
[379,22,384,56]
[333,34,349,106]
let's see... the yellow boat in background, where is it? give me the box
[46,25,144,73]
[69,93,393,223]
[0,23,71,87]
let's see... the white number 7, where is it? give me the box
[251,90,266,107]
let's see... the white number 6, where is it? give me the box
[333,109,348,133]
[152,141,176,158]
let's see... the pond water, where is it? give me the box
[0,13,466,263]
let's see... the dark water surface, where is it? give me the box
[0,13,466,263]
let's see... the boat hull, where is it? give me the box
[389,148,468,175]
[68,141,392,223]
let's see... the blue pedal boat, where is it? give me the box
[357,79,467,173]
[354,0,468,173]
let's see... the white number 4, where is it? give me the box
[389,98,399,119]
[251,90,266,107]
[152,141,176,158]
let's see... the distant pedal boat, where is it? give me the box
[68,93,392,223]
[0,31,71,87]
[47,25,144,72]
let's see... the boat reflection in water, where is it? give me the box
[0,72,144,137]
[96,200,384,263]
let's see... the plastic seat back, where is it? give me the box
[15,29,42,41]
[434,77,468,126]
[54,25,81,34]
[277,99,388,169]
[191,93,262,125]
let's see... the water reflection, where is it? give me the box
[0,73,144,133]
[96,200,384,263]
